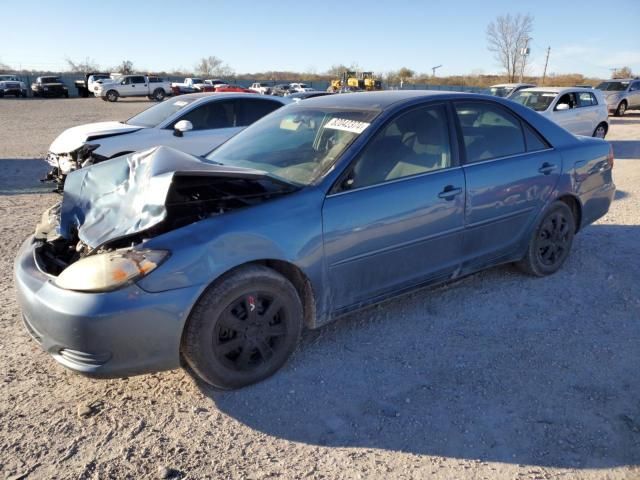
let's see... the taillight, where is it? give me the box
[607,144,614,169]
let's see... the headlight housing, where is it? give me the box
[55,249,169,292]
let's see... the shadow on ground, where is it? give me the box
[203,224,640,469]
[0,159,54,195]
[609,140,640,160]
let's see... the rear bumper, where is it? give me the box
[580,181,616,228]
[14,236,203,378]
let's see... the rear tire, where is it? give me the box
[592,122,607,139]
[153,88,166,101]
[516,201,575,277]
[182,265,303,390]
[106,90,119,102]
[615,101,627,117]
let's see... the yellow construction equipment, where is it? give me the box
[328,71,382,92]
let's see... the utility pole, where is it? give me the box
[541,46,551,86]
[518,37,530,83]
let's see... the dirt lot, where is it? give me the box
[0,97,639,480]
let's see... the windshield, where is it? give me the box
[42,77,60,83]
[191,78,204,84]
[126,97,198,128]
[596,81,629,91]
[0,75,17,81]
[511,91,557,111]
[489,86,514,98]
[205,106,380,185]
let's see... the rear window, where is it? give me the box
[596,81,629,91]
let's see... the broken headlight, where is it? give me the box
[55,249,169,292]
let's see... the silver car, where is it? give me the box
[596,78,640,116]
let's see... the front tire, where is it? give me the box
[182,265,303,390]
[615,101,627,117]
[106,90,119,102]
[516,201,575,277]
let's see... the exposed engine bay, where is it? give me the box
[34,146,296,276]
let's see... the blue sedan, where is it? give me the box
[15,91,615,389]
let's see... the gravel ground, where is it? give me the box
[0,98,639,480]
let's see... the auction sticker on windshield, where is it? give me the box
[325,118,370,134]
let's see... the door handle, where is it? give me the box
[438,185,463,200]
[538,162,557,175]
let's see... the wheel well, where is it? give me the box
[257,260,317,330]
[558,195,582,233]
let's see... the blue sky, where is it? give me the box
[3,0,639,78]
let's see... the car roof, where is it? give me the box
[175,92,289,105]
[491,83,536,88]
[294,90,495,109]
[518,86,596,94]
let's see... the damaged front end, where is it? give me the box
[34,146,296,291]
[42,144,107,193]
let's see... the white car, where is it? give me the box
[44,93,290,189]
[289,82,313,93]
[510,87,609,138]
[488,83,536,99]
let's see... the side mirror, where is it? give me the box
[556,103,570,111]
[173,120,193,137]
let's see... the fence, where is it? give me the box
[5,72,488,97]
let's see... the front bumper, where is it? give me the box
[14,236,203,378]
[2,87,23,95]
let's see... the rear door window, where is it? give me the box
[454,102,526,163]
[578,92,597,107]
[236,99,283,126]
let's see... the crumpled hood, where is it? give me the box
[60,145,269,249]
[49,121,143,154]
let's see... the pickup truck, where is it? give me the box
[170,77,217,96]
[74,72,111,97]
[31,76,69,98]
[0,74,27,98]
[249,82,272,95]
[94,75,172,102]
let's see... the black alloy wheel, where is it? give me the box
[516,201,575,276]
[214,293,288,372]
[182,265,303,389]
[535,210,572,267]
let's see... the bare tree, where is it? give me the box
[65,57,100,73]
[194,56,234,78]
[115,60,134,74]
[613,66,634,79]
[487,14,534,82]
